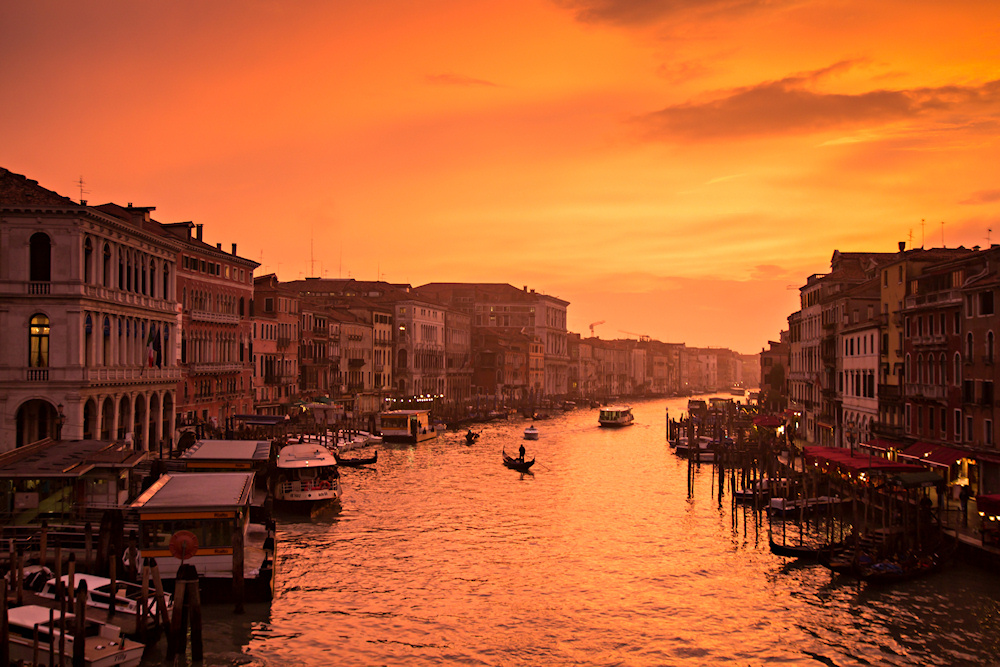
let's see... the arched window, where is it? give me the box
[149,260,157,298]
[85,314,93,366]
[118,252,125,289]
[905,354,911,383]
[29,233,51,282]
[939,354,947,386]
[29,314,50,367]
[103,244,112,287]
[126,253,132,291]
[84,237,94,283]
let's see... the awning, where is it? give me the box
[888,471,944,488]
[803,446,926,475]
[753,415,782,427]
[899,442,968,468]
[977,494,1000,516]
[975,452,1000,466]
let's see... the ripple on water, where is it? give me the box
[157,398,1000,666]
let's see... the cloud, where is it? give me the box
[633,66,1000,141]
[961,189,1000,205]
[555,0,785,26]
[425,73,499,87]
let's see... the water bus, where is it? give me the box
[379,409,439,443]
[598,406,634,427]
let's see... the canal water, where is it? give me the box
[147,396,1000,666]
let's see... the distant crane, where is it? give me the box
[619,330,651,342]
[589,320,605,337]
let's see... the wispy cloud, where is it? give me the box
[425,73,499,87]
[555,0,788,26]
[633,64,1000,141]
[961,189,1000,205]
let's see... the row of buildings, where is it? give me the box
[759,243,1000,496]
[0,166,757,453]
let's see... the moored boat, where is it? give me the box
[6,604,145,667]
[275,442,342,510]
[335,450,378,467]
[19,569,172,638]
[598,406,634,427]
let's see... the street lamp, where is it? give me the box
[845,420,859,456]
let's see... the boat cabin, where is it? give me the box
[598,406,634,427]
[0,439,147,527]
[129,471,274,598]
[378,410,438,443]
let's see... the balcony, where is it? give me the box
[190,309,239,325]
[189,362,246,375]
[27,368,49,381]
[28,282,50,295]
[878,384,902,401]
[905,383,947,400]
[85,366,182,383]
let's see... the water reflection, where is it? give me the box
[147,396,1000,666]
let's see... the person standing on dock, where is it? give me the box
[960,484,971,526]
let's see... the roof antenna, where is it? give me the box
[941,220,945,248]
[76,175,88,205]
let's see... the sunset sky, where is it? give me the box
[3,1,998,354]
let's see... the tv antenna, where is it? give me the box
[76,175,89,204]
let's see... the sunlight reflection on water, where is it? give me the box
[150,397,1000,666]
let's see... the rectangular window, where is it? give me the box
[987,420,994,446]
[966,415,973,442]
[955,409,962,440]
[905,404,912,432]
[981,291,994,316]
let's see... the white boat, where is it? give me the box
[6,604,145,667]
[598,406,634,427]
[672,435,714,457]
[18,568,172,637]
[523,425,539,440]
[275,441,342,510]
[768,495,843,518]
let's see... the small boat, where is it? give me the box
[598,406,634,427]
[503,453,535,472]
[6,604,146,667]
[768,535,842,560]
[335,450,378,467]
[523,425,539,440]
[18,568,172,638]
[275,441,342,511]
[465,430,481,445]
[767,495,842,518]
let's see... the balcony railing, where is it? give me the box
[190,309,240,324]
[27,368,49,381]
[189,362,246,375]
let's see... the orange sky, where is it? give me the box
[3,0,998,354]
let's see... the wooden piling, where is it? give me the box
[73,581,88,667]
[233,528,245,614]
[0,579,8,667]
[84,522,93,573]
[39,520,48,568]
[108,547,117,620]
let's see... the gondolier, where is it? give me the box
[518,443,526,462]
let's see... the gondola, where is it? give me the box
[335,450,378,467]
[465,431,480,445]
[768,535,841,560]
[503,452,535,472]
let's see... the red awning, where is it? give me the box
[866,438,904,452]
[900,442,968,468]
[803,446,925,474]
[977,494,1000,516]
[975,452,1000,465]
[753,415,782,427]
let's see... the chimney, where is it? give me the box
[523,285,528,292]
[898,241,905,252]
[196,224,203,241]
[216,243,222,251]
[232,243,237,255]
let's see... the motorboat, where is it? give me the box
[275,441,342,510]
[19,568,172,637]
[523,425,540,440]
[598,406,634,427]
[6,604,145,667]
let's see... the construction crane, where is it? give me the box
[619,330,651,342]
[589,320,605,337]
